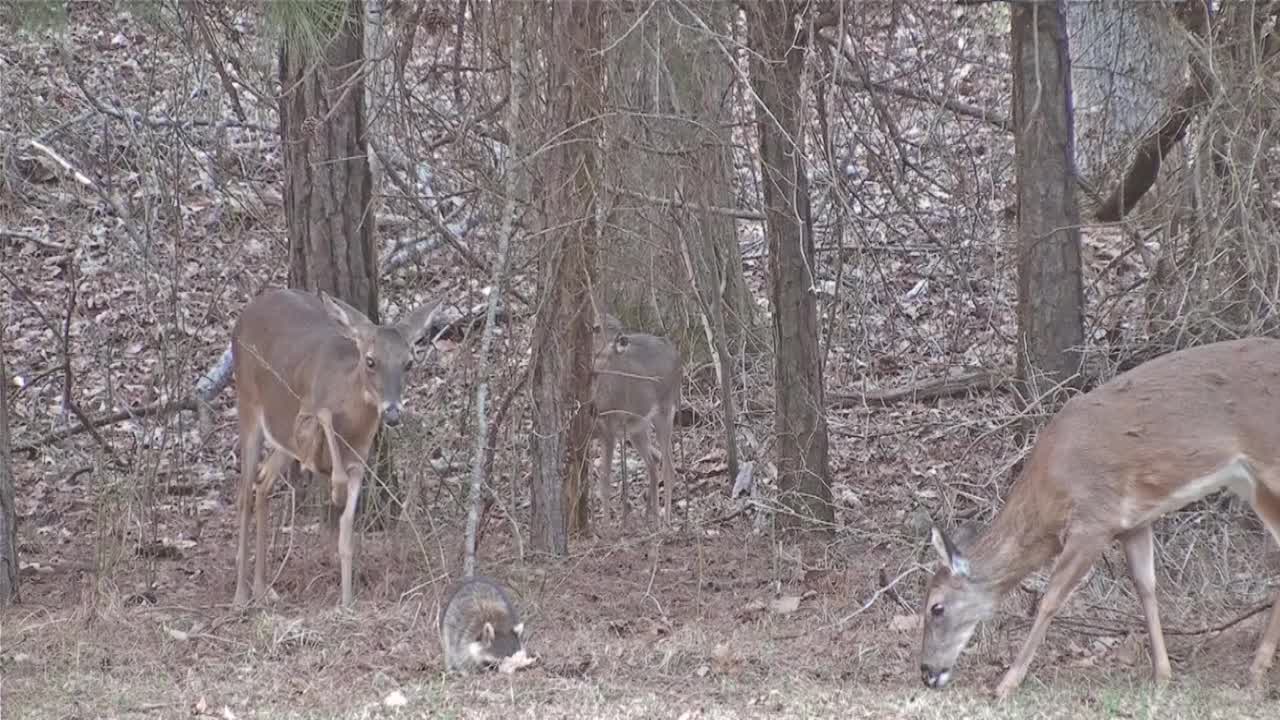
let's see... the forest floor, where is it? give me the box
[5,520,1280,720]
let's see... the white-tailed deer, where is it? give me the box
[590,312,682,524]
[231,288,440,607]
[921,337,1280,700]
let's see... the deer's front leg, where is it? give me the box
[337,464,363,607]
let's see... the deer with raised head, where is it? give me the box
[920,337,1280,700]
[230,288,440,608]
[590,312,682,524]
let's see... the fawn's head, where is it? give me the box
[920,525,994,690]
[589,312,625,369]
[320,292,440,426]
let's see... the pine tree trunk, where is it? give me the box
[278,0,393,529]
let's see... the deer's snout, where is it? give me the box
[921,663,951,689]
[383,403,403,426]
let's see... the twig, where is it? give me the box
[59,264,118,459]
[839,565,922,625]
[878,566,912,613]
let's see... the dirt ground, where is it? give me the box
[5,514,1280,720]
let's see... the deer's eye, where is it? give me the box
[365,355,376,369]
[930,603,944,617]
[404,359,413,371]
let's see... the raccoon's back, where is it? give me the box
[440,576,519,636]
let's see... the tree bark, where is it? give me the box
[1066,0,1186,190]
[1012,0,1085,396]
[747,1,833,530]
[529,0,603,554]
[0,322,18,606]
[279,0,391,527]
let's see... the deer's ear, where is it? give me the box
[395,300,443,348]
[482,622,495,644]
[320,292,375,338]
[931,526,970,578]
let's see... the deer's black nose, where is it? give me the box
[384,406,402,426]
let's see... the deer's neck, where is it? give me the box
[969,474,1066,596]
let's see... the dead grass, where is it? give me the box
[4,526,1280,720]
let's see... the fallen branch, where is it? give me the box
[13,397,198,457]
[1165,601,1274,637]
[829,368,1009,409]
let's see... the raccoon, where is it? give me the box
[438,576,525,673]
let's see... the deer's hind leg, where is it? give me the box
[253,446,292,600]
[628,420,660,525]
[233,415,263,608]
[654,402,677,521]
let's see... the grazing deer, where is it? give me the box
[231,288,440,608]
[590,312,682,524]
[920,337,1280,700]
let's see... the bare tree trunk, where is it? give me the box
[0,323,18,606]
[279,0,391,529]
[464,1,526,577]
[1012,0,1085,397]
[1067,0,1186,192]
[746,1,833,531]
[529,0,603,554]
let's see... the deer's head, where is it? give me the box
[920,526,995,689]
[320,292,440,426]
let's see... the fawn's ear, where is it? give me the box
[930,526,970,578]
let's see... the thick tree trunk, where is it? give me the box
[529,0,602,554]
[0,324,18,606]
[1067,1,1186,190]
[747,1,833,530]
[279,0,392,528]
[1012,0,1086,395]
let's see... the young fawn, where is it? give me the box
[589,313,682,524]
